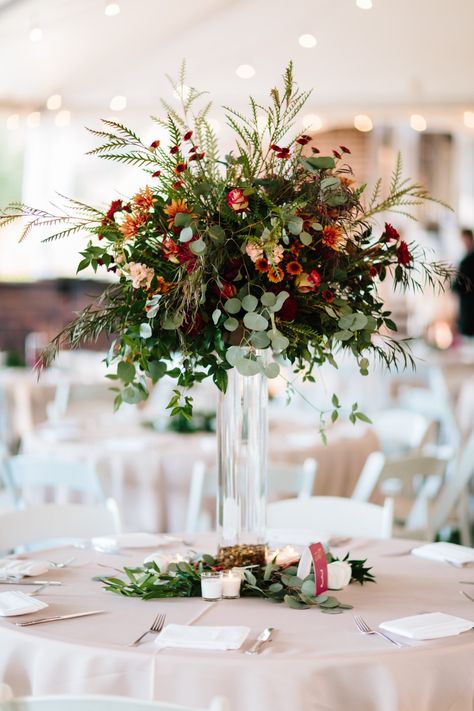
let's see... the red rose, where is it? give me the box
[227,188,249,212]
[308,269,321,288]
[397,240,411,266]
[278,294,298,321]
[212,281,237,299]
[322,289,334,302]
[383,223,400,242]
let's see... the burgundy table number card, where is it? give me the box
[296,542,329,595]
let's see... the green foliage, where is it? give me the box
[99,549,375,610]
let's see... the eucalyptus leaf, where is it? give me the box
[284,595,309,609]
[268,582,283,593]
[223,317,239,332]
[241,294,259,312]
[305,156,336,170]
[260,292,276,307]
[212,308,222,325]
[321,176,341,190]
[264,362,280,378]
[236,357,261,376]
[163,314,183,329]
[225,345,243,366]
[351,313,368,330]
[174,212,192,228]
[179,226,193,242]
[117,360,135,384]
[243,312,268,331]
[271,334,289,352]
[224,298,241,314]
[139,322,152,339]
[189,238,206,254]
[208,225,225,243]
[250,332,271,348]
[301,579,316,596]
[288,216,304,235]
[300,231,312,246]
[338,313,355,330]
[334,330,353,341]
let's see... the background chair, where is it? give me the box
[371,408,436,456]
[1,454,105,507]
[0,695,230,711]
[266,496,393,539]
[185,459,317,535]
[0,500,121,554]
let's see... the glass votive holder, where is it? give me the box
[200,571,223,601]
[222,571,241,599]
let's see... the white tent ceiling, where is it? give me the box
[0,0,473,119]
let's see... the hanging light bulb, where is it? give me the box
[105,1,120,16]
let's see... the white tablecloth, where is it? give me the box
[0,536,473,710]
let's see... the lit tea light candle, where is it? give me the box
[201,571,223,601]
[266,545,300,566]
[221,571,241,599]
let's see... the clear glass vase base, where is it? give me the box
[217,543,267,569]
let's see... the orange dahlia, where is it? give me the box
[286,260,303,276]
[255,257,269,273]
[322,225,347,252]
[120,213,147,240]
[163,199,194,228]
[267,266,284,283]
[132,186,153,213]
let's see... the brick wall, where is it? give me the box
[0,279,110,360]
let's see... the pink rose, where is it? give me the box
[227,188,249,212]
[246,242,263,262]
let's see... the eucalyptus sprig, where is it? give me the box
[98,550,375,612]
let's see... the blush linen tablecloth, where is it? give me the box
[1,536,473,711]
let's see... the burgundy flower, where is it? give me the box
[322,289,334,303]
[278,293,298,321]
[382,223,400,242]
[339,145,351,154]
[296,135,311,146]
[170,145,180,155]
[152,170,161,178]
[105,199,123,220]
[333,149,342,159]
[270,144,281,151]
[311,147,321,154]
[222,258,241,281]
[212,281,237,299]
[172,180,184,190]
[369,265,378,277]
[182,309,204,336]
[149,140,161,149]
[196,152,205,160]
[397,241,411,266]
[183,130,193,141]
[175,162,187,174]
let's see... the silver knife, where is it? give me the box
[246,627,274,655]
[0,580,62,586]
[15,610,105,626]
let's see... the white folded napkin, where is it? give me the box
[91,532,180,550]
[155,624,250,651]
[380,612,474,640]
[0,591,49,617]
[411,542,474,566]
[0,559,52,578]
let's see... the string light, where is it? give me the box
[6,114,20,131]
[105,1,120,16]
[301,114,323,131]
[354,114,373,132]
[410,114,427,131]
[298,34,317,48]
[236,64,255,79]
[29,26,43,42]
[47,94,62,111]
[109,95,127,111]
[463,111,474,128]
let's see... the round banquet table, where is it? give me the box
[0,536,473,711]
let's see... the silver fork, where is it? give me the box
[48,557,75,569]
[129,613,166,646]
[353,615,405,648]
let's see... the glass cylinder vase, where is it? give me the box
[216,351,268,569]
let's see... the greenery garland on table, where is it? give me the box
[98,550,375,612]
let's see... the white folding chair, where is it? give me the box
[352,452,448,503]
[0,695,230,711]
[372,409,435,456]
[0,500,121,554]
[185,459,317,535]
[1,454,105,507]
[398,431,474,544]
[267,496,393,539]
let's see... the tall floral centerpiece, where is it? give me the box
[1,64,449,566]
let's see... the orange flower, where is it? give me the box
[339,176,354,188]
[132,186,154,213]
[163,199,195,228]
[175,162,187,175]
[119,213,147,240]
[267,266,284,283]
[255,257,269,273]
[322,225,347,252]
[154,276,171,294]
[286,260,303,276]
